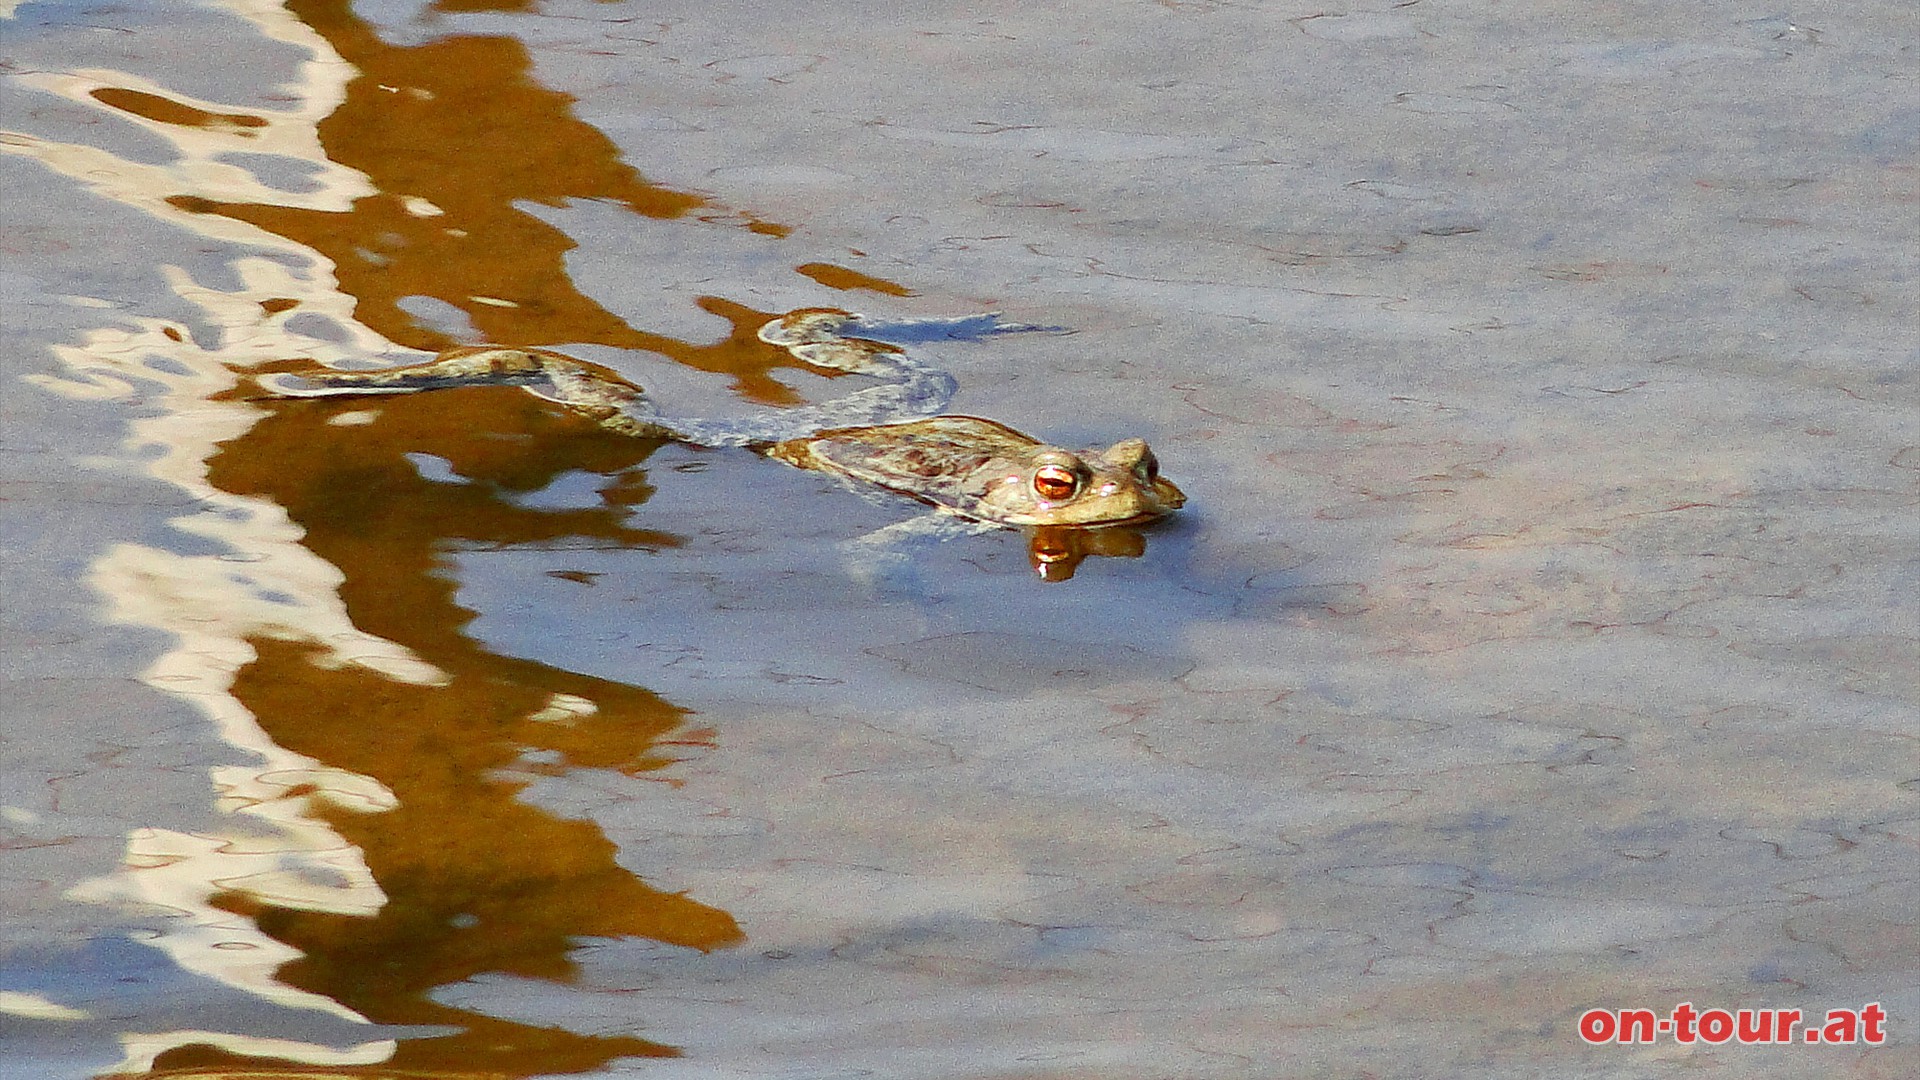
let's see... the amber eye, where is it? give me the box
[1032,464,1079,502]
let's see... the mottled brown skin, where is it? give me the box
[261,312,1185,531]
[769,415,1185,527]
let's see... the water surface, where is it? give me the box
[2,1,1918,1078]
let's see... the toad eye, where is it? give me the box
[1134,450,1159,483]
[1032,464,1080,502]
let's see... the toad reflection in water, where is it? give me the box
[177,387,742,1078]
[260,309,1187,581]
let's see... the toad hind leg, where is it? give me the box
[259,346,601,395]
[257,346,664,434]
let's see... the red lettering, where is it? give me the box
[1578,1009,1615,1044]
[1577,1002,1883,1046]
[1698,1008,1734,1044]
[1862,1003,1886,1045]
[1617,1008,1656,1044]
[1671,1002,1698,1043]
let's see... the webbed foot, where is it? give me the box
[758,309,1070,348]
[837,511,994,590]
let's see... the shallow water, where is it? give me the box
[4,1,1919,1077]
